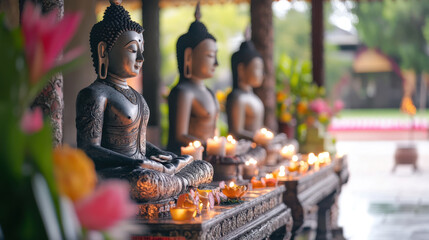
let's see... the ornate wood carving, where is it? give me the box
[134,186,292,240]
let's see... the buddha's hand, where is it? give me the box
[150,154,173,163]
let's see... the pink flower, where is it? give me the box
[21,1,82,84]
[334,100,344,113]
[20,107,43,134]
[74,180,137,231]
[309,98,329,114]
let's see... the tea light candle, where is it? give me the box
[278,166,286,178]
[263,173,277,187]
[251,177,266,189]
[299,161,309,174]
[170,207,197,221]
[280,145,296,159]
[181,141,204,160]
[253,128,274,146]
[225,135,237,156]
[243,158,259,178]
[288,155,299,172]
[307,153,319,171]
[206,136,226,156]
[318,152,331,166]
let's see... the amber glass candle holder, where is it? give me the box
[170,207,197,221]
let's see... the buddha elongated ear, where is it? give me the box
[184,47,193,79]
[97,41,109,79]
[237,62,246,83]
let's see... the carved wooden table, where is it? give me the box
[278,163,340,240]
[132,186,293,240]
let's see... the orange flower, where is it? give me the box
[400,97,416,115]
[297,101,308,115]
[53,145,97,201]
[276,91,287,103]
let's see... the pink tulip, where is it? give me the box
[334,100,344,113]
[74,180,137,231]
[310,98,329,114]
[20,107,43,134]
[21,1,81,84]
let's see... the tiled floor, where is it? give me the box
[336,140,429,240]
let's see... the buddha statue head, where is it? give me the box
[89,0,144,81]
[231,40,264,90]
[176,3,218,81]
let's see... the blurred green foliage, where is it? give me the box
[352,0,429,72]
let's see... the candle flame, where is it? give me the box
[260,128,267,134]
[292,155,298,162]
[229,181,235,188]
[193,140,202,148]
[280,166,285,171]
[308,153,317,165]
[227,135,234,142]
[265,173,274,179]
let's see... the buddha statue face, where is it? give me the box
[184,38,218,80]
[239,57,264,88]
[108,31,144,78]
[97,31,144,79]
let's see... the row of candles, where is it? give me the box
[180,135,237,160]
[180,128,276,160]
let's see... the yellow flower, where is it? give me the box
[53,145,97,202]
[318,113,329,124]
[280,112,292,123]
[216,90,227,104]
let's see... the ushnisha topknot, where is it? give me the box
[176,2,216,79]
[89,1,143,74]
[231,40,262,88]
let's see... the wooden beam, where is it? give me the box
[142,0,162,145]
[311,0,324,87]
[251,0,277,132]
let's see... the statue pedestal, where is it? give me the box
[137,198,176,219]
[133,186,293,240]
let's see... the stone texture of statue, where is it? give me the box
[75,1,213,203]
[167,5,219,154]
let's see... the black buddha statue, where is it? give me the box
[167,4,219,154]
[76,0,213,203]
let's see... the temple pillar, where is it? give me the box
[19,0,64,147]
[250,0,277,132]
[311,0,324,87]
[142,0,161,146]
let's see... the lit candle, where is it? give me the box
[251,177,266,189]
[278,166,286,178]
[181,141,204,160]
[288,155,299,172]
[280,145,296,159]
[253,128,274,146]
[307,153,319,171]
[222,181,248,199]
[263,173,277,187]
[299,161,309,174]
[170,207,197,221]
[206,136,226,156]
[243,158,259,178]
[318,152,331,166]
[225,135,237,156]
